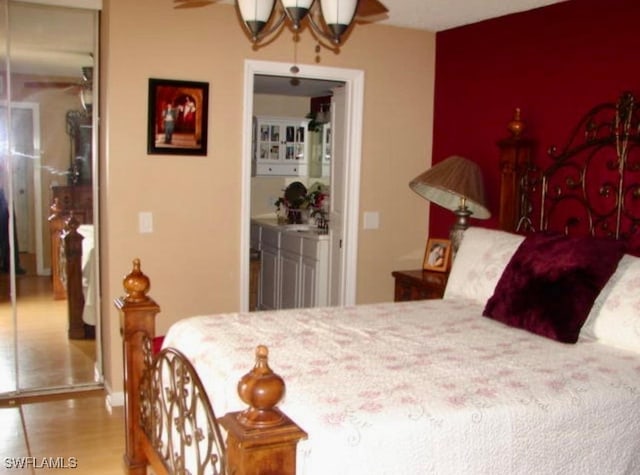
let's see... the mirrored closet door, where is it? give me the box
[0,0,100,397]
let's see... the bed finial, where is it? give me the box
[221,345,307,474]
[65,212,80,232]
[49,197,63,218]
[122,258,151,303]
[236,345,286,428]
[507,107,525,137]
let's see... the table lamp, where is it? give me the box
[409,155,491,252]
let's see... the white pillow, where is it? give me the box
[580,254,640,352]
[444,227,524,304]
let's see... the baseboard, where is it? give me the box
[104,382,124,407]
[94,362,102,383]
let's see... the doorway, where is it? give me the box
[0,103,36,256]
[0,0,101,398]
[241,60,364,310]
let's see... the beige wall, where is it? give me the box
[100,1,435,394]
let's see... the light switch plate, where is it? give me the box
[363,211,379,230]
[139,211,153,233]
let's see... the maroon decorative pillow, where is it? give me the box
[483,232,625,343]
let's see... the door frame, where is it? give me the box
[240,59,364,310]
[1,101,44,275]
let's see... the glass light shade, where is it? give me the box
[319,0,358,43]
[237,0,276,38]
[281,0,313,28]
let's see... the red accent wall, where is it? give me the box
[430,0,640,239]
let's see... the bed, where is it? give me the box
[49,191,96,340]
[116,91,640,474]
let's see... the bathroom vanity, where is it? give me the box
[251,219,329,310]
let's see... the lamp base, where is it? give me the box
[449,205,472,255]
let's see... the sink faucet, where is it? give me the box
[316,216,329,233]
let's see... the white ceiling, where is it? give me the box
[254,75,344,97]
[252,0,568,97]
[364,0,567,32]
[219,0,567,32]
[5,0,567,88]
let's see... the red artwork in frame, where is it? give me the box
[147,78,209,155]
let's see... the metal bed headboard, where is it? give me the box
[531,92,640,246]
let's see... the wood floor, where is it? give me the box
[0,391,125,474]
[0,254,126,474]
[0,253,97,393]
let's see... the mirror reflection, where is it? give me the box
[0,1,99,396]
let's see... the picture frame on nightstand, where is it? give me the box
[423,238,452,272]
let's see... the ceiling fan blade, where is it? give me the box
[173,0,216,8]
[24,81,78,89]
[355,0,388,19]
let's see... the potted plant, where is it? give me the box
[274,182,329,226]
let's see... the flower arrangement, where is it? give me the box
[306,183,328,214]
[275,182,329,226]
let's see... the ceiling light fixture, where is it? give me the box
[236,0,359,48]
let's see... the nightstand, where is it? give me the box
[392,269,448,302]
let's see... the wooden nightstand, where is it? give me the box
[392,269,448,302]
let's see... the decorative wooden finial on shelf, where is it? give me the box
[507,107,525,137]
[122,258,151,303]
[237,345,286,428]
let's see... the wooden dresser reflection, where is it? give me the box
[51,185,93,224]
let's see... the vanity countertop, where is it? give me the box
[251,218,329,240]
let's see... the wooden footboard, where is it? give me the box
[63,215,86,339]
[116,259,307,475]
[48,198,67,301]
[48,198,87,339]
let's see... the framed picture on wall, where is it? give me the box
[423,238,452,272]
[147,78,209,155]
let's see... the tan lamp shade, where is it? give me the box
[409,155,491,220]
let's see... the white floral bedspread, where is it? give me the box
[163,299,640,475]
